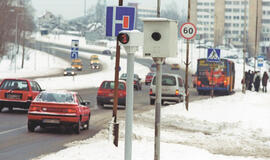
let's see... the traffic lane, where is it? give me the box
[0,108,112,160]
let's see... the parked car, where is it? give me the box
[149,73,185,105]
[145,72,155,85]
[64,67,76,76]
[0,79,43,112]
[71,59,83,71]
[96,80,126,107]
[120,73,142,90]
[27,91,91,134]
[170,63,180,70]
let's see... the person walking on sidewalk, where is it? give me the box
[262,71,269,92]
[254,71,261,92]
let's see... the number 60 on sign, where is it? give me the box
[180,22,197,40]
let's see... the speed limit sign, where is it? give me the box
[180,22,197,40]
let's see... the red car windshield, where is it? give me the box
[0,80,29,91]
[34,92,75,104]
[101,81,125,90]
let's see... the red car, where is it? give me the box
[145,72,155,85]
[27,91,91,134]
[0,78,43,112]
[96,80,126,108]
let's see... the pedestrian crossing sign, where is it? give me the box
[207,48,220,62]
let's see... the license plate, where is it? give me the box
[43,119,60,124]
[108,93,114,97]
[6,94,22,99]
[110,99,114,102]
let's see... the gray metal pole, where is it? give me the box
[154,57,164,160]
[154,0,161,160]
[254,0,259,72]
[242,0,247,94]
[125,52,134,160]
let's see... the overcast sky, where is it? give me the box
[31,0,187,20]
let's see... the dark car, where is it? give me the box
[145,72,155,85]
[28,91,91,134]
[102,50,111,55]
[0,79,43,112]
[120,73,142,90]
[96,80,126,108]
[64,67,76,76]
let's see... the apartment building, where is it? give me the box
[191,0,270,58]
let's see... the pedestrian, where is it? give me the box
[254,71,261,92]
[248,71,254,91]
[245,71,251,90]
[262,71,269,92]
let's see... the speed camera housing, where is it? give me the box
[143,18,178,57]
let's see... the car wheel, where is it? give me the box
[0,107,3,112]
[161,100,165,105]
[8,107,13,112]
[74,120,81,134]
[28,121,35,132]
[180,95,184,102]
[97,101,104,108]
[84,114,90,130]
[150,99,155,105]
[145,82,148,85]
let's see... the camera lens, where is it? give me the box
[151,32,161,41]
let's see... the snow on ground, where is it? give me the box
[32,34,270,160]
[34,91,270,160]
[0,47,69,79]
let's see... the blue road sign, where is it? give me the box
[71,40,79,59]
[207,48,220,62]
[257,56,264,67]
[106,6,136,37]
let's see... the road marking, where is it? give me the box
[0,126,26,135]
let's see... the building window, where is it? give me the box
[225,8,232,12]
[233,23,239,27]
[262,2,270,6]
[233,1,240,5]
[204,2,210,6]
[225,23,231,27]
[204,15,209,18]
[225,1,232,5]
[233,8,240,12]
[198,2,203,6]
[233,16,240,20]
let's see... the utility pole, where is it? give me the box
[84,0,86,16]
[254,0,259,72]
[185,0,191,110]
[112,0,123,147]
[242,0,247,93]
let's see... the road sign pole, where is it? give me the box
[125,52,134,160]
[112,0,123,148]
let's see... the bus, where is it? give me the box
[196,58,235,95]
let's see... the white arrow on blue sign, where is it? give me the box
[71,40,79,59]
[207,48,221,62]
[106,6,136,37]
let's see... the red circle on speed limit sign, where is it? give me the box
[180,22,197,40]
